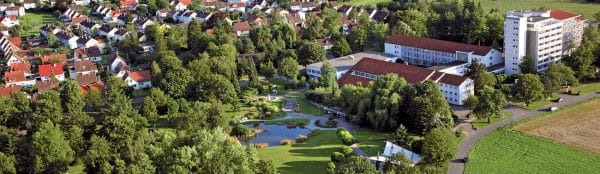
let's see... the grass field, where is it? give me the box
[257,131,344,174]
[466,127,600,173]
[514,98,600,155]
[471,111,513,129]
[572,82,600,94]
[513,96,559,110]
[478,0,600,18]
[19,12,58,37]
[353,129,394,156]
[294,93,325,116]
[264,118,310,126]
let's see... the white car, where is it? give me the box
[549,106,559,111]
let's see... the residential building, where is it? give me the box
[313,38,335,50]
[338,58,474,105]
[94,5,112,20]
[548,10,588,55]
[385,34,503,75]
[108,54,128,77]
[0,85,20,97]
[156,8,171,21]
[504,11,564,75]
[0,15,19,28]
[4,70,35,86]
[38,63,65,81]
[172,0,192,11]
[76,72,97,85]
[306,51,398,79]
[0,3,14,12]
[71,60,98,79]
[74,46,102,62]
[124,70,152,90]
[5,6,24,16]
[79,20,100,34]
[233,21,251,36]
[77,36,98,48]
[41,53,68,64]
[22,0,37,9]
[36,79,60,93]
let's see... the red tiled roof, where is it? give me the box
[233,21,251,32]
[6,15,17,20]
[71,15,88,24]
[4,71,26,83]
[179,0,191,5]
[74,60,97,72]
[386,34,494,56]
[41,54,68,64]
[8,36,21,46]
[36,79,60,93]
[76,72,98,85]
[0,85,20,97]
[9,61,30,72]
[338,58,469,86]
[126,70,151,82]
[38,64,64,77]
[80,82,105,96]
[120,0,137,7]
[576,16,587,21]
[549,9,580,20]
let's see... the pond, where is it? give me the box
[240,122,312,146]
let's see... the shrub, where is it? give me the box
[336,127,348,133]
[311,129,321,136]
[336,129,355,145]
[231,124,254,138]
[296,135,308,142]
[254,143,269,149]
[330,152,346,163]
[280,139,296,145]
[341,146,354,157]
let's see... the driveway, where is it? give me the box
[449,92,600,174]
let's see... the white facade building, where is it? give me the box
[306,51,398,80]
[384,34,503,76]
[504,10,586,75]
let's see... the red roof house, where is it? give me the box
[0,85,20,97]
[38,63,65,80]
[386,34,493,56]
[41,53,68,64]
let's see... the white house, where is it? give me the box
[233,21,251,36]
[124,70,152,90]
[109,55,128,78]
[172,0,191,11]
[5,6,25,16]
[1,15,19,28]
[112,29,129,42]
[73,0,91,6]
[0,3,15,12]
[56,31,79,49]
[313,38,335,51]
[74,46,102,62]
[22,0,37,9]
[156,8,171,21]
[94,5,112,21]
[196,12,212,23]
[228,2,246,12]
[70,60,98,79]
[76,36,98,48]
[368,141,421,170]
[337,58,474,105]
[4,71,35,87]
[136,18,154,31]
[38,63,66,81]
[79,20,100,35]
[384,34,503,75]
[98,24,117,38]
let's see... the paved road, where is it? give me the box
[449,92,600,174]
[350,143,369,157]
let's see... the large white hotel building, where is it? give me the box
[504,10,587,75]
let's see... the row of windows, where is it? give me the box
[351,70,378,80]
[307,69,320,74]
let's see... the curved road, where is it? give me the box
[449,92,600,174]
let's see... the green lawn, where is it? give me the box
[19,12,58,37]
[471,111,513,129]
[294,93,325,116]
[478,0,600,18]
[353,129,394,156]
[264,118,310,126]
[466,127,600,173]
[572,82,600,94]
[347,0,392,6]
[514,96,559,110]
[257,131,345,174]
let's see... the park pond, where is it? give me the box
[240,122,312,146]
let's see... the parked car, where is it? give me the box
[549,106,559,111]
[556,98,564,103]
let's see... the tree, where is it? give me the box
[304,15,325,40]
[542,63,578,96]
[297,41,326,65]
[390,10,428,37]
[319,62,338,90]
[468,60,496,92]
[259,61,276,79]
[348,26,368,52]
[321,7,341,36]
[336,156,377,174]
[85,87,104,108]
[0,152,16,174]
[279,57,299,82]
[84,135,113,173]
[384,153,421,174]
[191,74,238,105]
[60,80,91,126]
[513,74,544,106]
[394,124,411,147]
[142,97,158,121]
[250,26,272,52]
[100,114,136,150]
[332,37,351,57]
[47,32,58,48]
[32,91,63,125]
[32,121,74,173]
[463,94,478,112]
[0,97,16,126]
[422,128,457,165]
[474,86,506,123]
[565,40,597,80]
[519,56,537,74]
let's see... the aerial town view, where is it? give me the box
[0,0,598,173]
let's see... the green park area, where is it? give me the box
[471,111,513,129]
[347,0,392,6]
[478,0,600,17]
[258,129,392,173]
[293,93,325,115]
[19,12,58,37]
[571,82,600,94]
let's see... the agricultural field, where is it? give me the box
[19,12,58,37]
[466,98,600,173]
[478,0,600,18]
[514,98,600,155]
[466,128,600,173]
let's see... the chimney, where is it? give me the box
[350,55,355,60]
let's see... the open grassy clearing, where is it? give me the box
[513,98,600,155]
[478,0,600,18]
[19,12,58,37]
[466,127,600,173]
[294,93,325,115]
[354,129,394,156]
[571,82,600,94]
[257,130,344,174]
[471,111,513,129]
[264,118,310,126]
[513,96,559,110]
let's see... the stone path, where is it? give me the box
[350,143,369,157]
